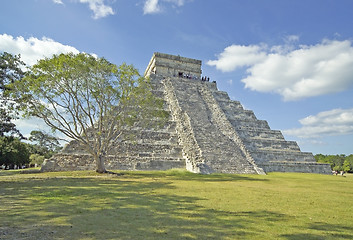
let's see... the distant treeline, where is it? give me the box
[314,154,353,173]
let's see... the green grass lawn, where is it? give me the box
[0,169,352,240]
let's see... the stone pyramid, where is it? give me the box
[42,52,331,174]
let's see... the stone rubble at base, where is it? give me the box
[42,52,332,174]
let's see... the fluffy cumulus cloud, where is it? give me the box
[207,44,267,71]
[143,0,190,14]
[208,39,353,101]
[79,0,115,19]
[283,108,353,138]
[0,34,80,65]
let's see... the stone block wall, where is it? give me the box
[145,52,202,79]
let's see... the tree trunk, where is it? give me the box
[95,154,106,173]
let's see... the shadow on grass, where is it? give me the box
[1,175,276,239]
[0,169,21,177]
[119,169,268,182]
[281,222,353,240]
[281,232,353,240]
[1,172,352,240]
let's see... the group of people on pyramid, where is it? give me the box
[201,76,210,82]
[177,71,210,82]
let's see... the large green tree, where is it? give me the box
[0,52,25,137]
[315,154,353,172]
[0,136,30,169]
[15,53,167,173]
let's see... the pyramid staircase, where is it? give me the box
[42,52,331,174]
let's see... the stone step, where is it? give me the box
[242,138,301,152]
[104,155,185,171]
[230,119,271,130]
[211,90,231,101]
[151,89,165,98]
[211,165,257,174]
[63,141,183,158]
[236,128,285,141]
[224,109,257,121]
[109,142,183,158]
[202,156,257,174]
[122,137,179,145]
[131,120,177,132]
[250,149,315,164]
[119,129,179,143]
[216,100,244,111]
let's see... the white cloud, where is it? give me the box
[0,34,82,140]
[14,117,70,144]
[207,44,267,71]
[143,0,190,14]
[0,34,80,66]
[208,39,353,101]
[52,0,64,4]
[13,117,48,139]
[79,0,115,19]
[283,108,353,138]
[144,0,161,14]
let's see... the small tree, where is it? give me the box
[342,160,351,173]
[333,165,342,172]
[29,154,45,167]
[15,53,167,173]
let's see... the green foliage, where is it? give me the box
[0,136,30,168]
[29,153,45,166]
[0,52,26,137]
[343,159,352,173]
[29,130,62,158]
[315,154,353,172]
[14,53,168,173]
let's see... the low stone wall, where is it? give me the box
[41,153,185,172]
[41,154,95,172]
[259,162,332,174]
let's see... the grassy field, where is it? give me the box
[0,169,352,240]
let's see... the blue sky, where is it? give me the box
[1,0,353,155]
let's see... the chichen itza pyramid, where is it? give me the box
[42,52,331,174]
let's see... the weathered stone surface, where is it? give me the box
[42,52,331,174]
[145,52,202,79]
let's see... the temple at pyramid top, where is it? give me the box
[145,52,202,79]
